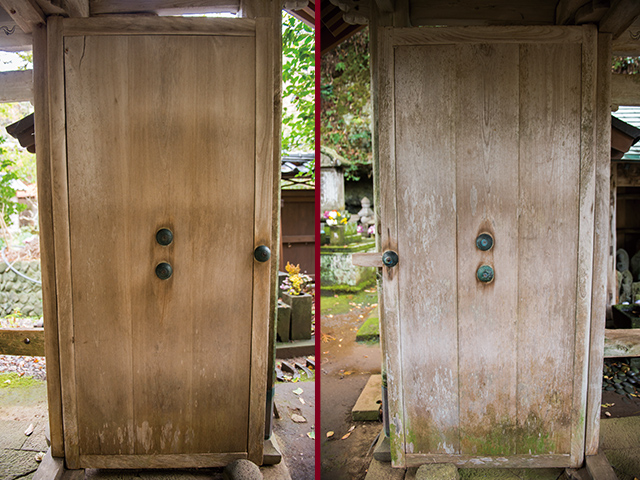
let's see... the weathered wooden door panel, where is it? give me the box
[47,17,275,469]
[379,26,596,468]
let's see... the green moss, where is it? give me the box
[0,373,42,389]
[356,313,379,342]
[320,278,377,296]
[320,240,376,253]
[320,287,378,315]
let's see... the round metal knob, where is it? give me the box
[254,245,271,262]
[476,233,493,251]
[382,251,399,268]
[156,262,173,280]
[156,228,174,246]
[477,264,494,283]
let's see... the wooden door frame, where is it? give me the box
[34,14,279,468]
[371,23,610,468]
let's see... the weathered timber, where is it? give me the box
[604,328,640,357]
[0,328,44,356]
[0,70,33,103]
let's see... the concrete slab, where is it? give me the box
[363,458,405,480]
[602,448,640,480]
[415,464,458,480]
[352,374,381,421]
[372,428,391,463]
[3,448,40,480]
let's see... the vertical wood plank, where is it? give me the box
[378,26,406,467]
[64,34,139,457]
[517,40,583,457]
[248,16,275,464]
[585,31,611,457]
[570,25,597,465]
[394,43,459,456]
[47,15,80,468]
[33,20,65,458]
[455,43,520,455]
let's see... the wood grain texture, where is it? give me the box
[0,0,44,34]
[0,328,44,356]
[64,31,257,461]
[33,19,65,458]
[392,25,583,46]
[0,70,33,103]
[376,26,406,468]
[47,14,80,468]
[61,0,89,17]
[411,0,556,26]
[609,166,618,308]
[62,16,255,36]
[585,451,618,480]
[455,43,519,456]
[517,39,582,459]
[405,453,572,468]
[89,0,241,15]
[379,23,594,468]
[78,452,246,468]
[247,15,275,464]
[598,0,640,39]
[585,32,611,457]
[570,25,597,465]
[394,43,459,456]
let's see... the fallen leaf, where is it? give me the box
[605,411,612,417]
[299,397,305,405]
[326,431,334,438]
[24,423,34,436]
[291,414,307,423]
[307,431,315,439]
[293,387,303,395]
[341,425,356,439]
[34,452,44,462]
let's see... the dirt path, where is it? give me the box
[320,289,382,480]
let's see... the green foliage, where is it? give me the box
[282,12,315,155]
[321,29,371,170]
[612,55,640,74]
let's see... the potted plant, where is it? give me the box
[280,262,313,341]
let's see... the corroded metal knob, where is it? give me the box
[156,228,173,246]
[254,245,271,262]
[382,251,399,268]
[476,233,493,251]
[477,264,494,283]
[156,262,173,280]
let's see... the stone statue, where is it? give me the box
[620,270,634,304]
[631,250,640,281]
[617,249,630,272]
[358,197,375,227]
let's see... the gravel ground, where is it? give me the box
[0,355,46,381]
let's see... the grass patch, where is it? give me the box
[0,372,42,388]
[320,287,378,316]
[356,312,380,342]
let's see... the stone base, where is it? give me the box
[364,458,405,480]
[414,464,458,480]
[373,428,391,463]
[262,436,282,466]
[352,374,382,421]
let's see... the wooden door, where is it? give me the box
[376,26,600,468]
[46,17,275,469]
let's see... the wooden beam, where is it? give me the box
[375,0,394,13]
[60,0,88,17]
[611,73,640,106]
[352,252,384,267]
[0,0,44,34]
[556,0,590,25]
[599,0,640,39]
[616,162,640,187]
[89,0,241,15]
[0,328,45,356]
[0,69,33,103]
[0,7,32,52]
[612,15,640,55]
[585,451,618,480]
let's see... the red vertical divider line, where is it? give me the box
[314,0,322,478]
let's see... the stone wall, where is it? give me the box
[0,261,42,316]
[320,240,376,291]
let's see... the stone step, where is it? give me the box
[352,374,382,421]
